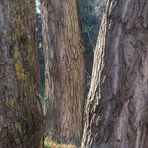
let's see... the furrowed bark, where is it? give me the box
[0,0,44,147]
[41,0,85,145]
[82,0,148,147]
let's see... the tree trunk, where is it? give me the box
[41,0,85,145]
[82,0,148,147]
[0,0,44,147]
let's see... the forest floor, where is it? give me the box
[44,139,77,148]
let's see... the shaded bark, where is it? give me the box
[41,0,85,145]
[0,0,44,147]
[82,0,148,147]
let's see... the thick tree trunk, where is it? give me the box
[41,0,85,145]
[0,0,43,147]
[82,0,148,147]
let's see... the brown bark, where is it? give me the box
[41,0,85,145]
[82,0,148,147]
[0,0,44,147]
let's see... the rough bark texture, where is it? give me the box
[41,0,85,146]
[0,0,44,147]
[82,0,148,147]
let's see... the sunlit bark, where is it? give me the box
[82,0,148,147]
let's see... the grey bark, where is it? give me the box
[82,0,148,147]
[41,0,85,146]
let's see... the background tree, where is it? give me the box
[78,0,106,97]
[41,0,85,145]
[0,0,43,147]
[82,0,148,147]
[36,12,45,103]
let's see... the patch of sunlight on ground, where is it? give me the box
[44,139,77,148]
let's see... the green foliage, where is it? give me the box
[44,139,76,148]
[77,0,106,75]
[36,13,45,102]
[78,0,106,51]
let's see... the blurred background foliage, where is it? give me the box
[36,13,45,103]
[77,0,106,95]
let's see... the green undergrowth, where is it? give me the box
[44,139,77,148]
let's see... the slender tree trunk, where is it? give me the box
[0,0,44,147]
[41,0,85,145]
[82,0,148,147]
